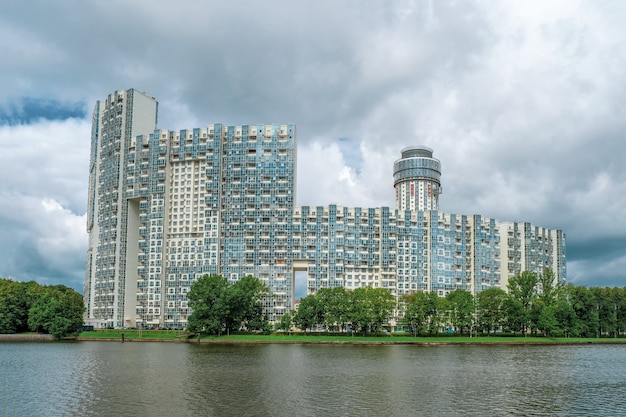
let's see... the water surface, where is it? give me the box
[1,342,625,416]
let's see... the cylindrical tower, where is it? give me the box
[393,146,442,211]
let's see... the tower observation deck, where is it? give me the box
[393,145,441,211]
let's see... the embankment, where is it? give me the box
[0,334,54,342]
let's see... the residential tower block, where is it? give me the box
[84,89,566,329]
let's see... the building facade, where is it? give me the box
[84,89,158,328]
[84,90,566,329]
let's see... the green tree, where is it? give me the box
[28,293,57,333]
[531,269,565,336]
[0,279,47,334]
[476,287,508,335]
[187,274,267,335]
[276,310,293,333]
[535,300,558,336]
[0,279,27,333]
[59,287,86,335]
[316,287,349,332]
[293,294,323,333]
[347,287,395,335]
[553,298,579,337]
[568,284,599,337]
[367,287,396,333]
[594,287,617,337]
[187,274,230,335]
[402,291,441,335]
[228,275,268,331]
[503,297,526,335]
[402,292,430,336]
[445,289,475,335]
[614,287,626,336]
[424,292,445,335]
[507,271,539,334]
[530,300,545,335]
[538,269,562,306]
[27,287,84,340]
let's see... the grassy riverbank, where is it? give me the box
[75,330,626,345]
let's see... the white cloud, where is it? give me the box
[297,141,359,207]
[0,119,90,211]
[36,198,87,257]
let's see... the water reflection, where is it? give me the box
[1,342,625,416]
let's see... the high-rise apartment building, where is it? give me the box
[84,90,566,329]
[85,89,158,328]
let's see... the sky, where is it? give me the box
[1,0,625,292]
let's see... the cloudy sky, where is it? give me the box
[1,0,625,291]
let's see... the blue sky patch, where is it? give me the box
[337,137,363,174]
[0,98,85,125]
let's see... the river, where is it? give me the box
[1,341,625,416]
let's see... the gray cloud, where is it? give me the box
[0,120,89,290]
[0,193,87,289]
[0,0,625,289]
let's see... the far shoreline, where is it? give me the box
[72,332,626,346]
[5,331,626,346]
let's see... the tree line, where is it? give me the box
[188,270,626,338]
[284,286,396,335]
[291,269,626,337]
[478,270,626,338]
[4,269,623,339]
[0,278,85,339]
